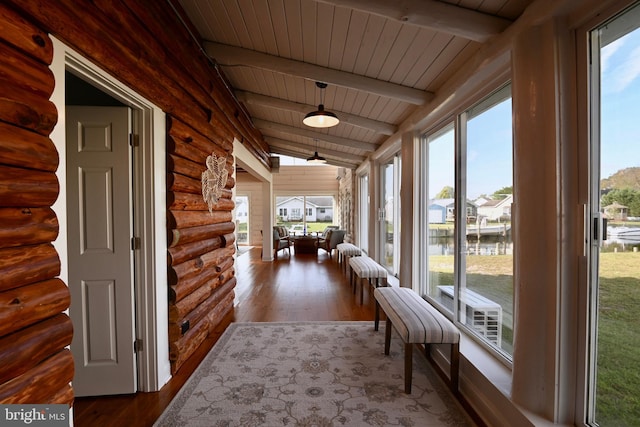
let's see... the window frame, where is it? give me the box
[418,84,515,363]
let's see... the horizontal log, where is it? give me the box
[0,207,58,249]
[221,232,236,248]
[0,243,60,292]
[167,236,223,266]
[0,2,54,64]
[170,316,209,373]
[207,291,235,335]
[168,116,232,156]
[169,283,211,322]
[167,135,209,165]
[168,210,232,230]
[169,275,237,341]
[169,245,229,285]
[168,221,234,247]
[0,278,70,337]
[0,86,58,135]
[0,165,58,207]
[213,270,233,292]
[167,154,204,181]
[168,191,235,212]
[167,172,200,195]
[169,264,219,302]
[215,257,235,275]
[0,121,59,171]
[215,274,237,294]
[0,41,55,99]
[0,313,72,384]
[0,349,74,404]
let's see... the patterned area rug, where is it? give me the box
[154,322,474,426]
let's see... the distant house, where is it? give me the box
[428,199,477,223]
[276,196,334,222]
[603,202,628,221]
[476,194,513,221]
[234,197,249,223]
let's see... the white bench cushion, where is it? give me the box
[336,243,362,257]
[374,287,459,344]
[349,256,387,279]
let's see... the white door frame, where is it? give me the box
[50,37,171,392]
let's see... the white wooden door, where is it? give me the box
[66,106,137,396]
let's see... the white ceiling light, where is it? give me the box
[307,139,327,164]
[303,82,339,128]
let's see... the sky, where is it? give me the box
[600,27,640,180]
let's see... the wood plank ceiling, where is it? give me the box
[178,0,532,169]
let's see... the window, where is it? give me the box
[588,5,640,424]
[419,85,514,357]
[359,174,369,252]
[381,156,401,275]
[462,86,513,355]
[275,195,336,233]
[235,195,249,244]
[419,124,455,304]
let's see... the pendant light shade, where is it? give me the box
[307,139,327,164]
[303,82,340,128]
[306,151,327,164]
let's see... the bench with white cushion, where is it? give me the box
[349,256,387,304]
[336,242,362,273]
[374,286,460,394]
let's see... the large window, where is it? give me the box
[381,156,401,275]
[588,5,640,425]
[235,195,249,244]
[275,195,336,235]
[421,125,455,302]
[419,85,514,357]
[358,174,369,253]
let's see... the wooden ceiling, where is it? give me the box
[178,0,532,169]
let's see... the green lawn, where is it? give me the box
[429,252,640,424]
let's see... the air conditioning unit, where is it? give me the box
[437,286,502,346]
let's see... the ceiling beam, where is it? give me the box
[265,136,367,163]
[269,146,358,169]
[316,0,511,43]
[204,42,433,105]
[235,90,398,136]
[253,119,379,152]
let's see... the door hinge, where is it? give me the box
[134,339,143,353]
[129,133,139,147]
[131,236,141,250]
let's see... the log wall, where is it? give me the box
[0,3,73,405]
[1,0,272,402]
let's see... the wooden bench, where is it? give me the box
[374,287,460,394]
[336,242,361,273]
[349,256,387,304]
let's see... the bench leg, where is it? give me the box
[384,317,392,355]
[374,301,380,331]
[360,277,365,304]
[405,342,413,393]
[450,342,460,393]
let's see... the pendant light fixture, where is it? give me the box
[307,139,327,164]
[303,82,339,128]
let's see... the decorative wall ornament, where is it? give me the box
[201,152,228,213]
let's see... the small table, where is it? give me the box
[293,236,317,254]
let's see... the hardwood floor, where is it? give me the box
[73,247,378,426]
